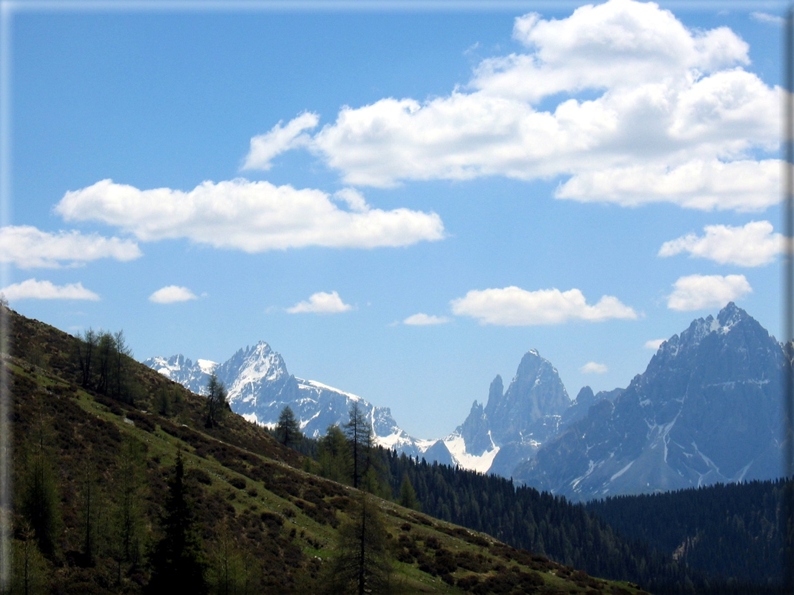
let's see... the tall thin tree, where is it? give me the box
[344,403,372,490]
[146,451,207,594]
[204,374,228,429]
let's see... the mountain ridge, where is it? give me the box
[514,302,787,500]
[145,302,789,501]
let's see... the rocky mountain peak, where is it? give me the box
[489,349,570,424]
[717,301,745,327]
[574,386,595,406]
[515,304,786,501]
[488,375,504,404]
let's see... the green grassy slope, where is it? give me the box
[2,306,649,595]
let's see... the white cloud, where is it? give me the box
[0,225,141,269]
[242,112,319,171]
[555,159,780,212]
[246,0,780,212]
[581,362,608,374]
[751,12,784,26]
[667,274,751,311]
[0,278,99,301]
[645,339,665,350]
[450,286,637,326]
[659,220,783,266]
[403,313,450,326]
[55,178,444,251]
[287,291,352,314]
[149,285,198,304]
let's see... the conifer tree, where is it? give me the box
[204,374,228,429]
[111,437,146,578]
[344,403,372,490]
[146,451,207,594]
[398,473,420,511]
[275,406,302,449]
[324,493,391,595]
[19,420,60,559]
[11,521,49,595]
[318,425,351,484]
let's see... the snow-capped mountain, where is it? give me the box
[144,342,424,454]
[513,303,788,501]
[146,353,218,393]
[442,350,572,476]
[144,303,788,500]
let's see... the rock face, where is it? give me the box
[513,303,787,501]
[452,350,572,476]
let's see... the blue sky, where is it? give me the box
[1,0,787,439]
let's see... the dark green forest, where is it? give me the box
[291,417,792,594]
[585,479,793,592]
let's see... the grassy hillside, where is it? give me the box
[1,305,648,595]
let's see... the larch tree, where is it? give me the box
[344,403,373,490]
[204,374,228,429]
[324,493,392,595]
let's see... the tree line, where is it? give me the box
[74,329,138,405]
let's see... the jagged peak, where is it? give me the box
[575,386,595,404]
[717,301,748,329]
[666,303,760,356]
[240,340,275,357]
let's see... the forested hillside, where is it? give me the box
[585,480,792,592]
[2,305,647,594]
[300,399,790,594]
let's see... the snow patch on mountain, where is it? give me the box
[443,431,500,474]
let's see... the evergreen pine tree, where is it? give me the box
[398,473,420,511]
[318,425,351,484]
[275,406,302,449]
[146,451,207,594]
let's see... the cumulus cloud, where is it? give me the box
[287,291,353,314]
[403,313,450,326]
[667,274,751,311]
[244,0,781,212]
[242,112,319,170]
[581,362,608,374]
[659,220,783,266]
[645,339,666,350]
[555,160,780,212]
[55,179,444,251]
[1,278,99,301]
[0,225,141,269]
[149,285,198,304]
[450,286,637,326]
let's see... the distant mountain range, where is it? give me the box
[143,342,425,456]
[516,302,787,500]
[144,302,789,501]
